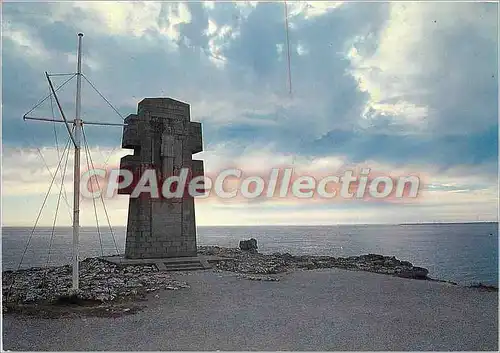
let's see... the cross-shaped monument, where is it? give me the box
[119,98,204,259]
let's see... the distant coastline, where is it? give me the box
[397,221,498,226]
[2,221,499,228]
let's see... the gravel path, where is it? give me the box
[3,268,498,351]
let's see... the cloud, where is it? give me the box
[3,23,51,60]
[346,2,498,134]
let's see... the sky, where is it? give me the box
[2,1,498,226]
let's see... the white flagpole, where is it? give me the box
[72,33,84,291]
[23,32,124,294]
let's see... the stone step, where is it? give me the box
[164,260,205,266]
[160,261,205,271]
[101,255,215,271]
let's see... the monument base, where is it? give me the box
[100,254,232,272]
[124,250,198,260]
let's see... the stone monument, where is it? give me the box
[119,98,204,259]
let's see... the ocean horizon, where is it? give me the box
[2,222,498,286]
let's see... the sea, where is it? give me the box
[2,223,498,286]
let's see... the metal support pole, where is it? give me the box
[72,32,84,291]
[23,116,126,127]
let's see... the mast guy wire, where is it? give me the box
[46,72,77,148]
[82,127,120,255]
[44,138,72,284]
[82,74,125,121]
[16,135,72,271]
[83,129,104,258]
[23,74,76,117]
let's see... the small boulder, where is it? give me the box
[397,266,429,279]
[239,238,258,252]
[400,260,413,267]
[365,254,385,261]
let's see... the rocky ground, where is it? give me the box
[199,246,431,280]
[4,245,493,317]
[2,257,189,317]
